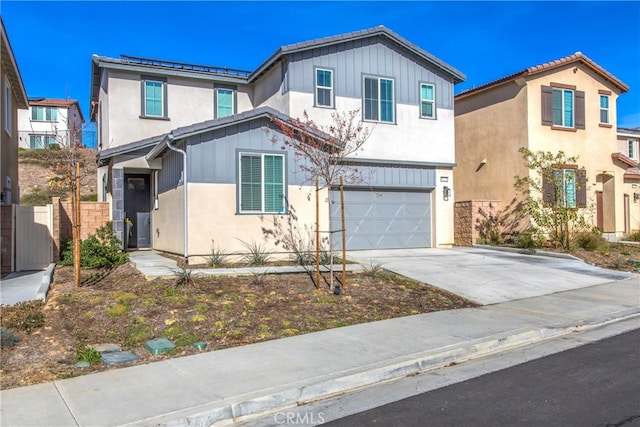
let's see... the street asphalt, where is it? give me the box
[0,248,638,426]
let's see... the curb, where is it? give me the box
[36,263,56,302]
[129,310,640,427]
[472,244,582,261]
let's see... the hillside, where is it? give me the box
[18,148,98,205]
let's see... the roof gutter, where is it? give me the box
[165,135,189,262]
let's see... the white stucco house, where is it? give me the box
[17,98,84,149]
[90,26,465,261]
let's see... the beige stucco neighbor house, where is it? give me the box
[90,26,465,261]
[454,52,635,245]
[17,98,84,149]
[1,18,29,273]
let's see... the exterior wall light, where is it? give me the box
[443,186,451,201]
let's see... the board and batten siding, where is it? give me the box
[286,36,454,110]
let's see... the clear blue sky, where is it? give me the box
[3,1,639,148]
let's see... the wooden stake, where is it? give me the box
[340,176,346,290]
[74,161,81,287]
[315,178,320,289]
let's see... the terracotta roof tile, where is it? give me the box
[612,152,638,168]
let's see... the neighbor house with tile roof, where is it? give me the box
[17,98,85,149]
[90,26,465,260]
[453,52,636,244]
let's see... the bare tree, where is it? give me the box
[269,109,372,288]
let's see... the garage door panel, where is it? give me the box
[331,189,431,250]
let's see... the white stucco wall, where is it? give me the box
[433,168,455,247]
[152,186,185,255]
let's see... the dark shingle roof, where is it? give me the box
[98,133,165,165]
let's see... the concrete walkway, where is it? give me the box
[0,264,55,306]
[1,276,638,426]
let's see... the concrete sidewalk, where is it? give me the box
[1,276,638,427]
[0,264,55,306]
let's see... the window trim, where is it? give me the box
[4,76,12,136]
[214,84,237,119]
[419,82,436,119]
[237,150,287,215]
[314,67,335,109]
[362,74,396,124]
[140,75,168,119]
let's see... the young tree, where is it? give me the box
[269,110,372,288]
[514,147,593,249]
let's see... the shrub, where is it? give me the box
[75,345,102,364]
[625,231,640,242]
[515,230,544,250]
[0,327,21,349]
[1,301,45,333]
[573,231,603,251]
[60,222,128,268]
[207,239,229,268]
[20,186,67,206]
[238,240,272,266]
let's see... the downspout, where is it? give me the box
[166,136,189,263]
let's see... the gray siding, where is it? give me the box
[158,148,184,193]
[287,36,454,109]
[350,163,436,189]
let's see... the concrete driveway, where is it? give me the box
[347,247,638,305]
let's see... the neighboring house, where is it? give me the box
[453,52,634,245]
[17,98,84,149]
[1,18,29,273]
[616,127,640,232]
[90,26,465,260]
[618,127,640,163]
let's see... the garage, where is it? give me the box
[330,189,432,250]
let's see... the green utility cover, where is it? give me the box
[145,338,175,355]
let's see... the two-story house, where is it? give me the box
[91,26,465,261]
[453,52,634,244]
[17,98,84,149]
[1,18,29,273]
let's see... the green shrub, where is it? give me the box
[573,231,603,251]
[60,222,128,268]
[515,230,544,250]
[0,327,21,349]
[238,240,272,266]
[81,194,98,202]
[20,186,67,206]
[1,301,45,333]
[75,345,102,364]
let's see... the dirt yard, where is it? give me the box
[0,263,476,390]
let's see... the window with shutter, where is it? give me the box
[239,153,285,213]
[543,166,585,209]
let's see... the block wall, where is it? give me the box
[454,200,502,246]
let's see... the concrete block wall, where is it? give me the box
[454,200,502,246]
[52,197,110,261]
[1,205,14,274]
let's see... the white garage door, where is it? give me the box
[331,189,431,250]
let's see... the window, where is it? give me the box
[363,76,394,123]
[315,68,334,108]
[141,76,167,118]
[29,135,56,149]
[629,140,637,160]
[4,77,12,135]
[541,85,585,130]
[543,167,586,209]
[420,83,435,119]
[31,106,58,121]
[239,153,285,213]
[215,87,235,118]
[599,95,610,124]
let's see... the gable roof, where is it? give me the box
[28,98,85,122]
[456,52,629,101]
[250,25,465,84]
[97,133,165,166]
[0,18,28,109]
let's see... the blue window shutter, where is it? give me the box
[263,155,284,213]
[240,155,262,211]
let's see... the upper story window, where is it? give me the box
[315,68,334,108]
[31,106,58,121]
[541,84,585,130]
[29,135,56,149]
[599,92,610,125]
[363,76,394,123]
[4,77,11,135]
[543,166,586,209]
[629,140,637,160]
[141,76,167,119]
[238,152,285,214]
[214,86,236,119]
[420,83,436,119]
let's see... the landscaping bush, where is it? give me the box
[1,301,45,334]
[60,222,128,268]
[0,327,21,349]
[515,230,544,249]
[573,231,604,251]
[625,231,640,242]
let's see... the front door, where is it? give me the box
[596,191,603,231]
[124,174,151,248]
